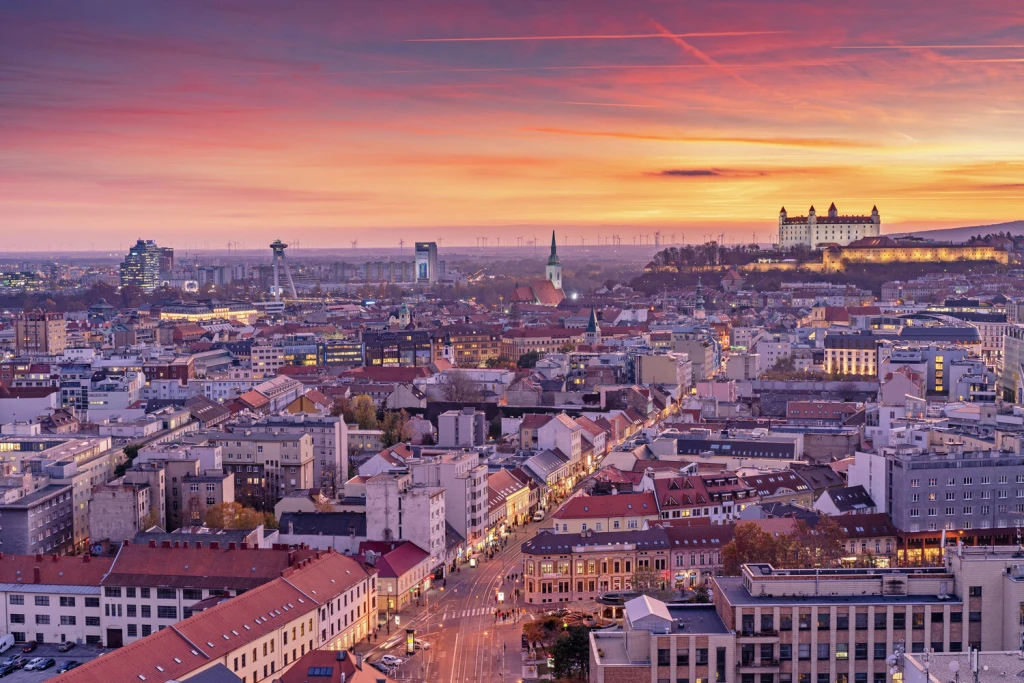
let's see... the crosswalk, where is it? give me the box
[440,607,492,621]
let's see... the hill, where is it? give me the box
[891,220,1024,242]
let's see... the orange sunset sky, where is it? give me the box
[2,1,1024,250]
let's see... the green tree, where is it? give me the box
[552,625,590,680]
[691,586,711,603]
[517,351,540,369]
[115,443,141,478]
[632,565,666,597]
[352,395,378,430]
[485,355,512,369]
[381,410,411,447]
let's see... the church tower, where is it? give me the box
[584,307,601,347]
[545,230,563,291]
[694,278,706,321]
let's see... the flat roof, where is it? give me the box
[715,577,962,606]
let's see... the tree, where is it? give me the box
[115,443,141,478]
[558,342,576,354]
[691,586,711,603]
[488,416,502,441]
[381,410,411,447]
[352,395,378,430]
[721,523,781,575]
[632,565,666,596]
[791,516,845,568]
[517,351,540,369]
[440,370,484,402]
[204,502,271,530]
[552,625,590,680]
[485,355,512,369]
[329,395,356,423]
[313,496,335,513]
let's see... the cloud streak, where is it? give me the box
[406,31,787,43]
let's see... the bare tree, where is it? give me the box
[441,371,484,402]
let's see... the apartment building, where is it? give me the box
[364,472,446,571]
[207,432,314,508]
[410,452,488,549]
[824,333,879,377]
[550,492,660,534]
[15,311,66,356]
[431,325,503,367]
[248,415,348,497]
[0,553,112,646]
[945,544,1024,651]
[0,483,74,555]
[249,343,287,379]
[437,408,487,448]
[62,549,377,683]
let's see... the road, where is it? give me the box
[363,520,542,683]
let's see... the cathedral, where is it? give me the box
[510,231,566,306]
[778,203,880,250]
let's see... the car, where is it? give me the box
[58,642,76,653]
[413,641,431,651]
[380,655,404,667]
[38,659,56,671]
[532,510,545,522]
[0,664,18,678]
[57,661,80,674]
[23,658,45,671]
[0,657,23,669]
[21,642,37,654]
[369,662,390,674]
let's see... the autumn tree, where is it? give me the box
[205,502,274,530]
[440,371,484,402]
[551,625,590,680]
[632,565,666,597]
[721,523,781,575]
[381,410,411,447]
[485,355,512,369]
[329,395,355,423]
[351,395,378,430]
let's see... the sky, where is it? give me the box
[2,1,1024,250]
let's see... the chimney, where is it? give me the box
[83,555,91,563]
[210,541,220,549]
[174,541,181,548]
[33,566,40,584]
[355,653,363,670]
[288,521,294,535]
[149,540,157,548]
[35,553,42,562]
[162,541,172,548]
[229,542,237,550]
[182,541,189,549]
[52,554,58,563]
[240,542,249,550]
[196,541,203,549]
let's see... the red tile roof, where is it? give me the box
[551,492,658,519]
[357,541,429,579]
[0,552,113,585]
[102,544,309,590]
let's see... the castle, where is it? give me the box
[778,203,880,249]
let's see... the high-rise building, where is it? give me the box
[158,246,174,274]
[14,310,66,356]
[415,241,438,284]
[119,239,161,292]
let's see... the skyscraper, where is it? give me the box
[119,239,161,292]
[415,241,438,284]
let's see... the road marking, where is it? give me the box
[449,630,459,683]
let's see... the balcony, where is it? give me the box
[737,631,780,642]
[739,661,781,673]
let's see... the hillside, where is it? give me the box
[891,220,1024,242]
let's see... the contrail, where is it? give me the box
[406,31,786,43]
[836,44,1024,50]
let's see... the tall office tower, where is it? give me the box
[119,239,162,292]
[15,311,66,356]
[415,241,438,284]
[158,246,175,274]
[269,239,298,301]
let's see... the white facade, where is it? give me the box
[778,204,880,249]
[411,452,488,548]
[365,473,446,568]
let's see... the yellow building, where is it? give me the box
[823,236,1009,272]
[159,300,259,324]
[432,324,503,367]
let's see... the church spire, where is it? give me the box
[547,230,560,266]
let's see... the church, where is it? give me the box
[509,231,566,306]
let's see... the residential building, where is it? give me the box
[437,408,486,448]
[361,330,433,367]
[824,333,878,376]
[15,311,66,356]
[0,483,74,555]
[550,492,659,534]
[432,325,503,367]
[410,451,488,550]
[207,432,314,509]
[364,472,446,572]
[248,415,348,498]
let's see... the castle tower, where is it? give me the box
[584,307,601,347]
[545,230,563,291]
[828,202,838,218]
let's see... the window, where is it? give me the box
[780,615,792,631]
[60,597,75,607]
[157,588,176,600]
[893,613,906,629]
[34,596,49,607]
[950,612,962,622]
[798,644,810,660]
[35,615,50,625]
[128,605,136,618]
[127,624,138,637]
[835,643,848,660]
[798,612,810,630]
[183,589,203,601]
[141,605,151,618]
[836,614,849,630]
[855,643,867,660]
[8,595,23,605]
[874,643,886,658]
[142,625,152,637]
[779,644,791,661]
[60,616,76,626]
[696,649,708,665]
[969,586,982,597]
[85,617,100,627]
[126,587,136,598]
[855,612,868,630]
[658,649,671,666]
[141,588,150,599]
[10,615,24,624]
[912,612,925,629]
[817,613,829,629]
[157,606,177,619]
[104,587,122,598]
[932,611,945,623]
[677,651,690,666]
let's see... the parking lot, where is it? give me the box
[0,643,105,683]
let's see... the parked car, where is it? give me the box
[380,655,404,667]
[0,636,13,656]
[57,661,80,674]
[21,642,37,654]
[38,659,56,670]
[532,510,545,522]
[413,641,431,651]
[369,662,390,674]
[0,664,18,678]
[57,642,76,653]
[0,656,23,669]
[23,658,45,671]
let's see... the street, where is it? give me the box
[361,520,542,683]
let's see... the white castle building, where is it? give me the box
[777,203,880,249]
